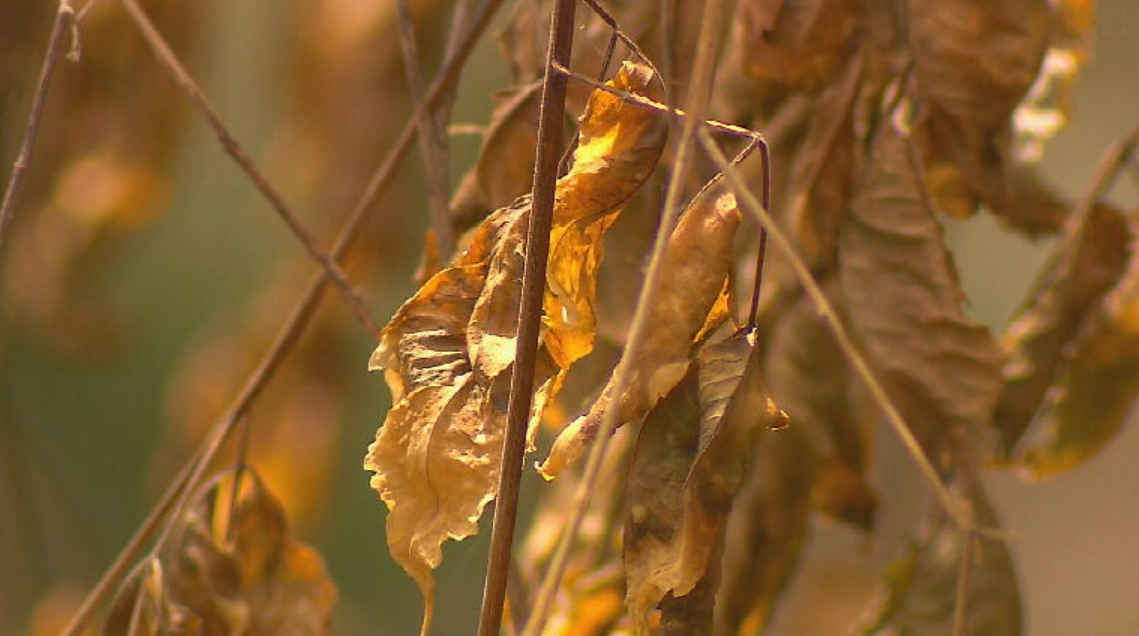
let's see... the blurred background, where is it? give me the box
[0,1,1135,635]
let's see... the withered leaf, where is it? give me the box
[908,0,1051,216]
[624,328,787,635]
[1004,207,1139,476]
[839,124,1002,465]
[714,428,817,636]
[732,0,861,92]
[103,470,336,636]
[365,61,666,633]
[539,185,743,478]
[995,204,1132,455]
[857,485,1020,636]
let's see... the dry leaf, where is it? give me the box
[624,328,786,635]
[103,471,336,636]
[908,0,1051,217]
[732,0,861,92]
[366,61,666,633]
[857,485,1020,636]
[995,204,1132,455]
[1003,207,1139,476]
[539,184,743,478]
[839,123,1002,466]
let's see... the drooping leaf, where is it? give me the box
[624,328,787,635]
[995,203,1133,454]
[539,185,743,478]
[839,123,1002,465]
[365,61,667,633]
[908,0,1051,218]
[103,470,336,636]
[857,485,1020,636]
[1004,207,1139,476]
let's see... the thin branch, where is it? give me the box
[950,531,977,636]
[476,2,577,635]
[745,139,770,328]
[56,2,508,634]
[396,0,455,258]
[0,0,75,262]
[698,128,986,535]
[521,0,729,633]
[117,0,381,338]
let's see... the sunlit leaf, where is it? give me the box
[539,184,743,478]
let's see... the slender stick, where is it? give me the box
[521,1,728,633]
[698,128,980,534]
[476,2,576,635]
[950,531,977,636]
[56,3,507,634]
[117,0,381,337]
[745,140,770,328]
[0,1,74,261]
[395,0,455,258]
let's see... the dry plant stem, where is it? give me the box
[697,129,980,534]
[395,0,455,257]
[117,0,381,338]
[57,2,507,634]
[476,2,576,635]
[0,1,74,261]
[746,140,771,328]
[951,532,977,636]
[520,0,728,633]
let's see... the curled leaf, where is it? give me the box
[366,61,667,633]
[539,185,743,478]
[624,328,787,635]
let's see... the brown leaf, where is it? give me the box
[732,0,861,92]
[623,328,787,635]
[104,471,336,636]
[857,485,1020,636]
[1003,206,1139,476]
[539,184,743,478]
[908,0,1051,216]
[365,62,666,632]
[995,204,1132,454]
[839,124,1002,466]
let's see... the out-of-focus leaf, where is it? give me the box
[714,428,817,636]
[365,62,666,633]
[908,0,1051,217]
[995,204,1132,454]
[624,328,786,635]
[764,287,878,530]
[839,124,1002,465]
[539,185,743,478]
[857,485,1020,636]
[1003,207,1139,476]
[732,0,861,92]
[103,471,336,636]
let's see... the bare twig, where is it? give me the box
[117,0,381,338]
[396,0,455,257]
[476,2,577,635]
[0,1,75,261]
[698,128,985,535]
[745,139,770,328]
[950,531,977,636]
[57,2,507,634]
[520,1,729,633]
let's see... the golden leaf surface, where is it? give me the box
[365,61,667,634]
[624,328,786,635]
[539,185,743,478]
[103,471,336,636]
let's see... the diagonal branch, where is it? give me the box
[0,1,75,261]
[56,2,508,634]
[117,0,381,337]
[476,2,577,635]
[395,0,455,258]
